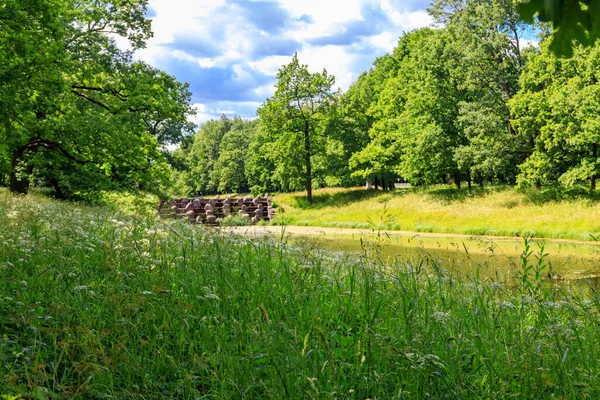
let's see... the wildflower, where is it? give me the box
[432,311,451,323]
[497,301,515,310]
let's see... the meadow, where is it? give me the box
[2,191,600,398]
[274,185,600,241]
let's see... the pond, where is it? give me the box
[229,225,600,287]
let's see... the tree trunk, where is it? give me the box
[381,177,386,191]
[477,173,484,189]
[374,177,379,190]
[9,147,30,194]
[49,177,64,199]
[453,173,461,189]
[592,143,597,191]
[466,169,472,191]
[304,120,312,203]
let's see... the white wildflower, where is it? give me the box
[497,301,515,310]
[432,311,451,323]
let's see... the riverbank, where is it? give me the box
[272,185,600,241]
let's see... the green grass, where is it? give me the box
[2,191,600,398]
[273,185,600,240]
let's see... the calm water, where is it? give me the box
[286,230,600,286]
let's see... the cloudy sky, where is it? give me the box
[133,0,434,126]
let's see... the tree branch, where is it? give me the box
[22,139,87,165]
[71,90,114,112]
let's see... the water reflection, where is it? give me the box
[290,232,600,290]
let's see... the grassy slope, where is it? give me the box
[273,185,600,240]
[2,192,600,398]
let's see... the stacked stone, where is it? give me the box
[265,193,277,221]
[238,204,250,220]
[222,196,232,216]
[164,194,277,225]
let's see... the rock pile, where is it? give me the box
[158,194,277,225]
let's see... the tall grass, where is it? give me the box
[1,192,600,398]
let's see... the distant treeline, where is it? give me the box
[172,1,600,197]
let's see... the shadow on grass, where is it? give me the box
[420,184,600,205]
[423,186,492,204]
[290,189,393,209]
[288,184,600,210]
[518,185,600,205]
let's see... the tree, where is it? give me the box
[518,0,600,57]
[183,116,233,195]
[429,0,528,186]
[245,126,282,195]
[333,55,397,188]
[349,29,466,189]
[258,54,335,203]
[0,0,194,197]
[171,116,258,196]
[510,41,600,189]
[211,119,256,194]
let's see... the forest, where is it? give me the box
[2,0,600,202]
[171,1,600,201]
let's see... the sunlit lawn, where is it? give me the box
[273,185,600,240]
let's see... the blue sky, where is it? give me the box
[133,0,435,126]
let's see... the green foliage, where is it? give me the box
[0,0,194,198]
[511,41,600,189]
[171,115,257,196]
[518,0,600,57]
[258,53,335,202]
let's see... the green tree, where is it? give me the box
[0,0,194,197]
[331,55,396,188]
[245,126,282,195]
[518,0,600,57]
[172,116,258,196]
[258,54,335,203]
[429,0,528,186]
[182,116,233,195]
[510,41,600,189]
[350,29,465,188]
[212,119,256,194]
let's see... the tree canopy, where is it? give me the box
[7,0,600,198]
[258,54,335,203]
[0,0,194,198]
[518,0,600,57]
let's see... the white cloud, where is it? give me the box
[248,55,292,77]
[366,31,400,53]
[126,0,434,119]
[520,38,539,48]
[190,101,263,126]
[297,45,357,90]
[380,0,433,30]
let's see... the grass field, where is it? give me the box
[2,191,600,398]
[273,185,600,241]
